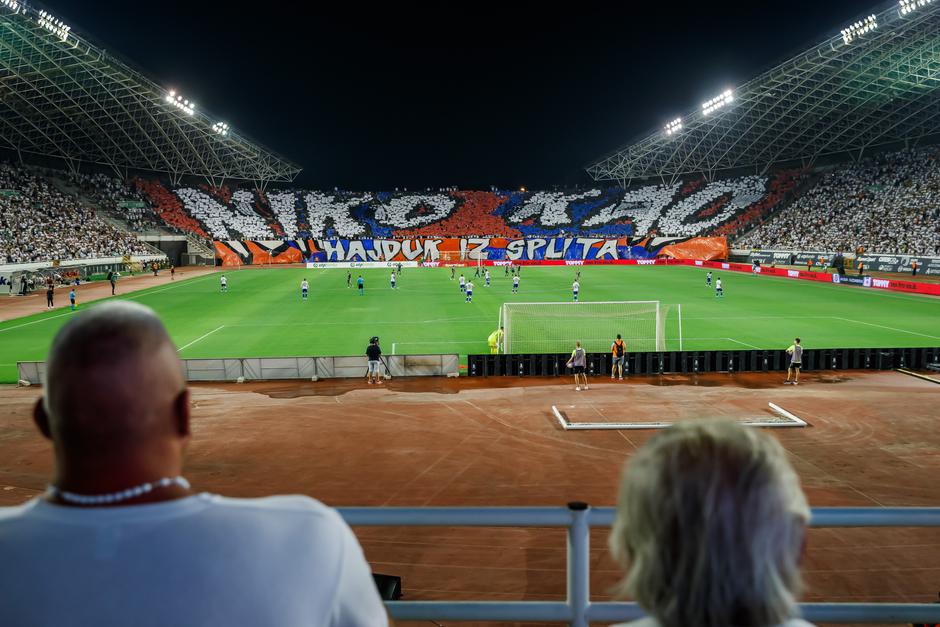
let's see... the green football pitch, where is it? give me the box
[1,265,938,383]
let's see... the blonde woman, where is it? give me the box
[609,421,812,627]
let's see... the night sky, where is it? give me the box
[51,0,867,190]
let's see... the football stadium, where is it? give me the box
[1,1,939,625]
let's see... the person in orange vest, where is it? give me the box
[857,260,864,276]
[912,260,919,277]
[806,258,813,272]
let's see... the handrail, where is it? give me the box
[337,504,940,625]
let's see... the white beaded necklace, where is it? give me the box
[47,476,191,506]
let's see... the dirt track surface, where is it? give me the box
[0,267,220,322]
[1,369,938,620]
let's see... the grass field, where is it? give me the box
[1,265,939,382]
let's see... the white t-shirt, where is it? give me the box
[220,277,227,285]
[301,280,309,290]
[573,281,580,292]
[513,276,519,285]
[716,279,722,289]
[0,494,387,627]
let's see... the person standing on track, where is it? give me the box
[365,337,383,385]
[611,334,626,381]
[566,341,588,391]
[69,288,76,312]
[784,337,803,385]
[170,265,175,281]
[46,282,55,309]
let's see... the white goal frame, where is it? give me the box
[499,300,677,354]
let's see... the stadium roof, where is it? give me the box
[0,2,301,184]
[585,1,940,185]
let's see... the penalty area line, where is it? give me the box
[177,325,225,352]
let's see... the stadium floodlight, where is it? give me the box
[37,10,71,41]
[212,122,230,136]
[664,117,683,136]
[899,0,934,15]
[840,15,877,45]
[1,0,21,13]
[702,89,734,115]
[164,90,195,115]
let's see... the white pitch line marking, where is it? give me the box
[0,274,216,333]
[177,325,225,352]
[833,317,940,340]
[0,311,73,333]
[724,337,762,349]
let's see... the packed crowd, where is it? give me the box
[147,175,794,241]
[69,172,165,233]
[0,162,152,264]
[737,147,940,256]
[5,146,939,264]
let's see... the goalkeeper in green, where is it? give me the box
[488,327,504,354]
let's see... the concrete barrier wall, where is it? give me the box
[18,354,460,384]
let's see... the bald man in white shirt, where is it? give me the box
[0,301,390,627]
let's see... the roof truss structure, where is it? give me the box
[585,1,940,185]
[0,2,301,185]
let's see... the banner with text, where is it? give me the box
[216,236,727,266]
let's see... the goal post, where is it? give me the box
[501,301,674,354]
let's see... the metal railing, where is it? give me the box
[338,504,940,625]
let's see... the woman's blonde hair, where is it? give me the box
[609,421,809,627]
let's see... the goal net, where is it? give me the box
[437,250,488,266]
[500,301,669,354]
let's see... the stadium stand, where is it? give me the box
[68,172,165,234]
[131,170,803,241]
[132,178,208,238]
[3,152,937,265]
[737,147,940,256]
[0,162,152,264]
